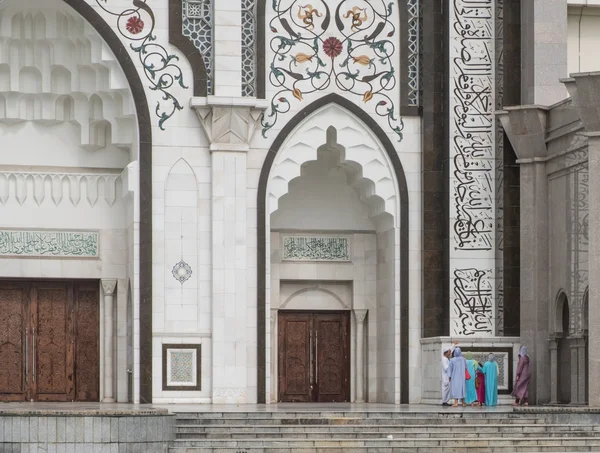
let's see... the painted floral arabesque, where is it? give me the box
[95,0,187,130]
[262,0,404,141]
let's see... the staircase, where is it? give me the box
[168,409,600,453]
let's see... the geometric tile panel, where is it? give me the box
[163,344,201,390]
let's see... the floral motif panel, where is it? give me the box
[242,0,258,97]
[183,0,214,94]
[262,0,403,141]
[94,0,187,129]
[470,352,508,390]
[283,236,350,261]
[0,230,98,258]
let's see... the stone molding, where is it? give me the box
[101,279,117,296]
[0,169,122,207]
[498,106,549,161]
[191,96,269,151]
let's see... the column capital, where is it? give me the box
[270,310,278,325]
[354,309,368,324]
[101,279,117,295]
[497,105,549,162]
[191,96,269,152]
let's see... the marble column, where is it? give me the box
[101,279,117,403]
[192,97,268,404]
[499,106,551,404]
[568,337,580,404]
[548,336,558,404]
[354,309,367,403]
[575,336,587,404]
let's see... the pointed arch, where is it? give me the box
[256,93,409,403]
[64,0,153,403]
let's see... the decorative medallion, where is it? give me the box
[172,260,193,284]
[95,0,187,130]
[262,0,404,141]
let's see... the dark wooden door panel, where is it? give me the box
[315,312,349,402]
[0,284,27,401]
[75,283,99,402]
[0,280,100,402]
[278,312,312,402]
[32,283,71,401]
[278,311,350,403]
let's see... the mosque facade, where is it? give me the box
[0,0,597,406]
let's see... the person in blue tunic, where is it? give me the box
[447,347,467,407]
[464,352,479,406]
[481,353,499,407]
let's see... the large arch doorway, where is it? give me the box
[0,0,152,403]
[257,95,409,404]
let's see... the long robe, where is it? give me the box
[465,359,478,404]
[481,360,499,406]
[476,369,486,404]
[441,355,451,403]
[447,356,466,399]
[511,354,531,400]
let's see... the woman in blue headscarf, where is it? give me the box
[512,346,531,406]
[447,347,467,407]
[481,353,499,407]
[464,352,479,406]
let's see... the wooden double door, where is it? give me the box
[278,311,350,402]
[0,280,100,402]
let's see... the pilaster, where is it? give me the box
[499,105,550,404]
[192,96,267,404]
[101,279,117,403]
[548,336,559,404]
[354,309,368,403]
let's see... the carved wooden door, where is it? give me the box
[0,283,28,401]
[278,311,350,402]
[314,312,350,402]
[0,280,99,402]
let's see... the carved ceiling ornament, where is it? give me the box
[262,0,403,141]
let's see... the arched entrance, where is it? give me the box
[257,94,409,404]
[0,0,152,403]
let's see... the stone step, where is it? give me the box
[176,423,598,434]
[174,416,549,426]
[174,411,545,420]
[170,437,600,449]
[170,447,600,452]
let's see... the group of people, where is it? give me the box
[441,343,531,408]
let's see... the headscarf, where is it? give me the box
[453,347,462,357]
[519,346,527,357]
[487,353,496,362]
[465,352,472,360]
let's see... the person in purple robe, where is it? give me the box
[476,366,486,405]
[447,347,467,407]
[512,346,531,406]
